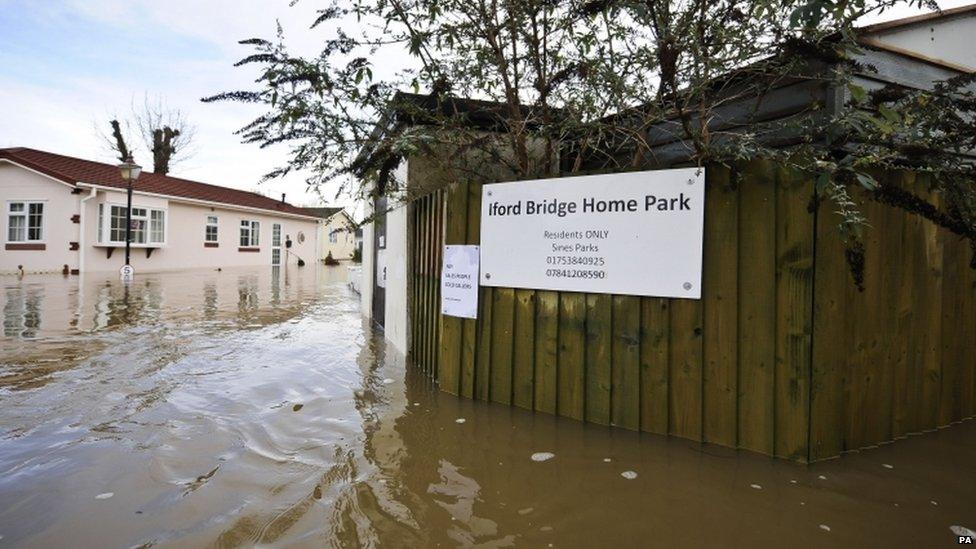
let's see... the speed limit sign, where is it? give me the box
[120,264,135,280]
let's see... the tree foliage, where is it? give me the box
[205,0,975,285]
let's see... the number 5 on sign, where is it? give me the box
[441,245,479,319]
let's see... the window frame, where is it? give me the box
[98,202,167,246]
[5,200,46,243]
[205,215,219,243]
[272,223,281,247]
[240,219,260,247]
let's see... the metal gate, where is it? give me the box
[410,189,445,378]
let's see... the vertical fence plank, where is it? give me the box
[737,160,777,455]
[476,286,493,401]
[940,233,965,423]
[490,288,515,405]
[513,289,536,410]
[420,195,431,375]
[460,182,482,399]
[585,294,612,425]
[669,298,703,440]
[558,293,586,420]
[851,196,888,449]
[889,171,913,438]
[967,251,976,419]
[534,291,559,414]
[425,193,435,376]
[773,166,814,462]
[702,165,739,448]
[640,298,670,435]
[965,243,976,419]
[612,295,641,430]
[917,172,944,431]
[434,189,445,377]
[439,183,469,395]
[410,201,418,365]
[809,200,849,460]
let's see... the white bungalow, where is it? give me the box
[299,207,359,263]
[0,147,321,274]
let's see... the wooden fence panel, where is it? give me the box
[736,160,777,454]
[611,295,641,430]
[439,183,469,394]
[476,286,493,401]
[640,298,670,435]
[513,289,536,410]
[889,171,914,439]
[585,294,613,425]
[558,293,586,420]
[917,172,944,432]
[668,298,703,440]
[404,163,976,463]
[809,201,849,460]
[773,166,814,461]
[490,288,515,404]
[461,181,482,398]
[702,165,739,448]
[534,291,559,414]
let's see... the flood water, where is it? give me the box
[0,266,973,548]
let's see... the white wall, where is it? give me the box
[358,160,411,357]
[0,162,80,274]
[383,201,409,354]
[1,162,320,274]
[360,200,374,319]
[82,189,320,273]
[867,13,976,70]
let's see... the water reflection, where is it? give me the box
[0,265,973,548]
[3,286,43,338]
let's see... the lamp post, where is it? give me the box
[117,155,142,278]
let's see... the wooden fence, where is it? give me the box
[408,161,976,462]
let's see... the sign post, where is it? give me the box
[479,168,705,299]
[441,245,480,318]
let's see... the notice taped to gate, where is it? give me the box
[441,245,480,318]
[480,168,705,299]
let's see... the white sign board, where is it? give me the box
[441,245,480,318]
[480,168,705,299]
[119,264,134,282]
[376,250,387,288]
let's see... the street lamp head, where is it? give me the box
[118,155,142,182]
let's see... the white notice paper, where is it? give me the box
[441,245,480,318]
[480,168,705,299]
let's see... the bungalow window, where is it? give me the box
[240,220,260,247]
[102,204,166,245]
[7,202,44,242]
[205,216,218,242]
[329,231,338,243]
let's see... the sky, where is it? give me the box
[0,0,971,217]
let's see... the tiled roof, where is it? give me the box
[0,147,314,217]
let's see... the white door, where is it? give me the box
[271,223,282,266]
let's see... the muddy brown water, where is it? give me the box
[0,266,973,548]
